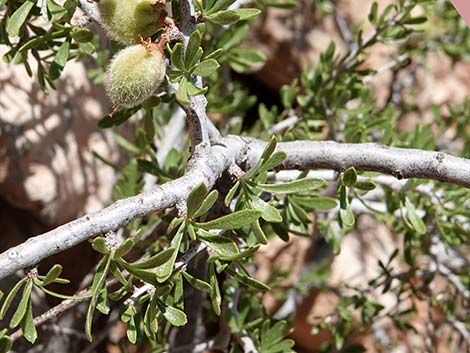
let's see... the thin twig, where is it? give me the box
[363,53,410,83]
[179,0,210,148]
[333,5,353,48]
[143,107,187,192]
[77,0,101,23]
[268,113,300,135]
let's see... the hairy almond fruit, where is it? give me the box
[105,43,166,108]
[98,0,165,45]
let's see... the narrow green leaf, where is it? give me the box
[91,237,108,254]
[42,264,63,286]
[156,224,184,282]
[187,183,208,218]
[262,321,289,348]
[182,271,211,293]
[143,298,158,339]
[121,304,137,323]
[204,48,224,60]
[131,247,175,269]
[171,43,184,70]
[217,245,259,261]
[198,230,239,257]
[187,223,197,240]
[168,217,184,234]
[118,261,160,285]
[143,112,155,143]
[403,16,427,25]
[49,41,70,80]
[251,197,282,223]
[232,8,261,21]
[228,47,266,73]
[176,77,190,105]
[227,268,270,291]
[71,28,94,43]
[85,255,111,341]
[0,278,27,320]
[259,0,298,9]
[185,30,202,69]
[405,198,426,235]
[91,256,111,300]
[340,205,355,227]
[244,137,277,180]
[224,181,240,207]
[114,133,141,155]
[280,80,298,108]
[260,137,277,163]
[206,10,240,25]
[195,210,261,230]
[194,190,219,218]
[369,2,378,24]
[209,263,221,315]
[110,262,128,286]
[174,275,184,310]
[98,107,140,128]
[258,152,286,174]
[96,288,110,315]
[47,0,67,20]
[187,47,204,71]
[6,0,35,37]
[10,280,32,328]
[21,299,36,343]
[257,178,326,194]
[185,80,208,96]
[252,220,268,245]
[127,312,138,344]
[342,167,357,187]
[0,335,12,353]
[355,180,376,191]
[114,238,135,258]
[193,59,220,76]
[289,200,311,224]
[39,286,92,301]
[160,303,187,326]
[205,0,236,14]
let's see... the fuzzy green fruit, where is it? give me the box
[105,44,166,108]
[98,0,164,45]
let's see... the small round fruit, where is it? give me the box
[98,0,164,45]
[105,43,166,108]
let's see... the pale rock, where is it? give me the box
[0,45,121,226]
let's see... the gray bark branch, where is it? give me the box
[179,0,210,147]
[1,137,470,279]
[239,139,470,188]
[78,0,101,23]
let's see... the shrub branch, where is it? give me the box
[179,0,210,148]
[1,136,470,279]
